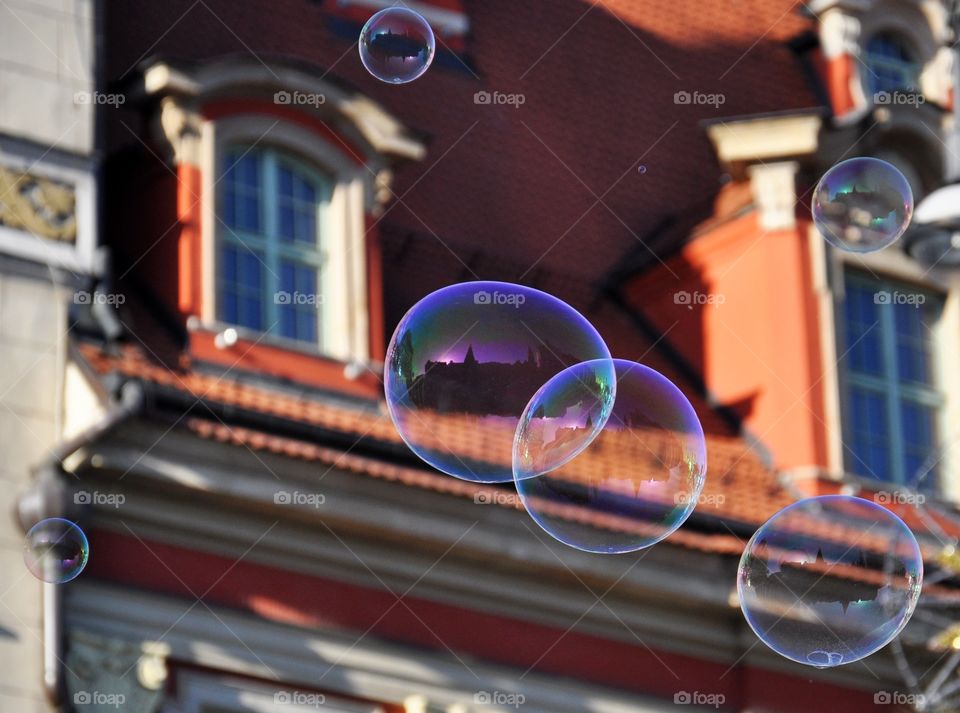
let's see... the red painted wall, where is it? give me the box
[87,528,878,712]
[625,213,828,472]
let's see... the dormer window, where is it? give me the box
[864,32,920,95]
[219,146,331,347]
[139,57,427,377]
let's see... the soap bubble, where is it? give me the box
[738,495,923,667]
[813,157,914,253]
[514,359,707,553]
[384,282,614,483]
[359,6,435,84]
[23,518,89,584]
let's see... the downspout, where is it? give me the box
[14,380,145,708]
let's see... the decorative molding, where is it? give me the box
[820,9,862,59]
[0,136,100,275]
[141,59,426,163]
[67,583,679,713]
[706,114,822,166]
[0,165,76,243]
[65,629,168,713]
[748,161,799,231]
[156,98,205,168]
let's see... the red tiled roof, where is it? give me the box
[76,340,960,574]
[176,415,960,602]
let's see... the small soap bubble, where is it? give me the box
[23,518,89,584]
[813,157,914,253]
[359,6,435,84]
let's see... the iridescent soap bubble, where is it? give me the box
[359,6,435,84]
[514,359,707,554]
[813,157,914,253]
[385,281,614,483]
[738,495,923,668]
[23,518,89,583]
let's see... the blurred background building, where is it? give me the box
[3,0,960,711]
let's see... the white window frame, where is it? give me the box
[838,270,943,485]
[217,144,332,347]
[201,116,371,363]
[814,223,960,499]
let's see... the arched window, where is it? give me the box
[863,33,920,95]
[218,146,331,347]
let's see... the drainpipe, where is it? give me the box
[14,380,145,708]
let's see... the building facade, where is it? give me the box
[0,0,99,710]
[3,1,960,712]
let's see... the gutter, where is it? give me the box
[14,380,145,708]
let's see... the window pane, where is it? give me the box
[894,301,930,384]
[223,151,262,233]
[220,148,326,347]
[844,282,883,376]
[277,161,321,246]
[848,387,890,481]
[295,173,316,203]
[295,208,316,245]
[277,260,318,343]
[219,243,265,332]
[279,203,296,242]
[864,34,918,94]
[278,165,293,195]
[901,401,938,487]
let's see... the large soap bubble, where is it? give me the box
[514,359,706,553]
[385,282,614,483]
[738,495,923,667]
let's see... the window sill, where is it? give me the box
[187,320,382,399]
